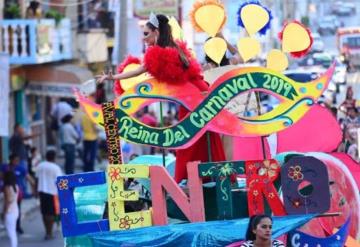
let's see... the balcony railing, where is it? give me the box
[0,18,72,65]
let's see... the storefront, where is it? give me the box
[0,53,10,163]
[8,63,94,157]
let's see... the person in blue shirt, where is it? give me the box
[9,124,39,197]
[1,154,35,234]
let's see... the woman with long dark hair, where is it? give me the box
[2,171,19,247]
[241,215,285,247]
[97,13,199,86]
[97,13,226,182]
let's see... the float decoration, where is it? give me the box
[198,161,245,219]
[106,165,152,231]
[75,65,334,148]
[114,56,148,96]
[266,49,289,72]
[190,0,228,64]
[190,0,227,36]
[237,1,272,35]
[278,21,313,58]
[57,172,109,237]
[245,159,286,216]
[168,16,184,41]
[58,0,360,245]
[102,102,122,164]
[281,156,331,215]
[237,37,261,63]
[204,37,228,64]
[89,214,316,246]
[288,217,350,247]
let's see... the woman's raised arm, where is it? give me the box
[96,65,146,84]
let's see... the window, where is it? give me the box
[346,37,360,48]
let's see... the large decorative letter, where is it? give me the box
[150,161,205,225]
[246,159,286,216]
[107,165,152,230]
[281,156,330,214]
[198,161,245,219]
[57,172,109,237]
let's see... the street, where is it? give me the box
[0,208,64,247]
[309,0,360,105]
[318,0,360,52]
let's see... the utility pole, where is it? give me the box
[112,0,127,66]
[0,0,4,19]
[19,0,26,18]
[119,0,128,62]
[178,0,182,25]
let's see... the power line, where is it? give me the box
[36,0,95,7]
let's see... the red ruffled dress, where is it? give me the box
[144,42,226,182]
[116,42,226,183]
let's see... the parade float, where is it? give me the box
[56,1,360,246]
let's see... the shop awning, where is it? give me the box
[24,64,95,98]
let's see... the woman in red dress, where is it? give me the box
[97,13,225,182]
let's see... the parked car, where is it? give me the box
[284,69,319,83]
[296,52,332,68]
[344,2,356,13]
[332,2,356,15]
[311,33,325,52]
[312,52,333,68]
[317,16,339,35]
[333,57,347,84]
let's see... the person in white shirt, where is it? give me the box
[60,114,79,174]
[35,150,62,240]
[2,171,19,247]
[51,99,73,126]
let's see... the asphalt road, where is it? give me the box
[0,206,64,247]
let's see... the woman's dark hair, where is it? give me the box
[46,149,56,162]
[28,1,40,15]
[205,54,230,67]
[245,214,272,241]
[9,153,19,164]
[61,114,73,123]
[346,86,353,99]
[3,171,17,193]
[146,14,189,69]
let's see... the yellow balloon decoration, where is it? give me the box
[120,64,150,90]
[240,4,270,36]
[194,4,225,37]
[169,16,184,41]
[204,37,227,64]
[237,37,261,62]
[266,49,289,72]
[282,22,311,52]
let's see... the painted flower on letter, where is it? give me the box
[260,160,279,178]
[288,165,304,181]
[119,215,131,230]
[291,198,303,208]
[58,179,69,190]
[109,167,121,181]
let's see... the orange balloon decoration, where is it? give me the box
[189,0,227,36]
